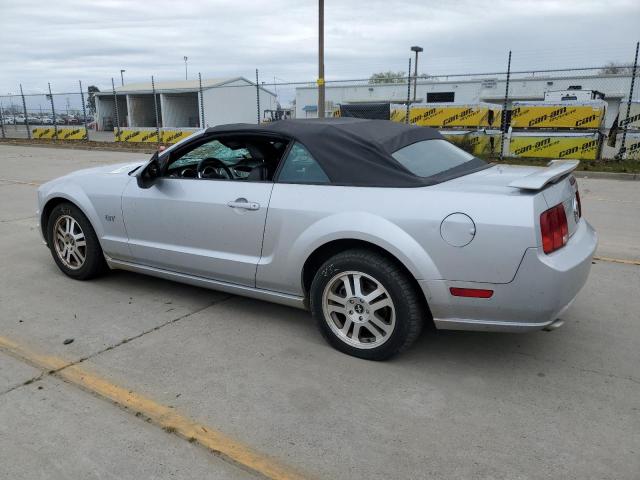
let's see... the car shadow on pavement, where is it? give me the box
[84,269,568,374]
[396,323,568,375]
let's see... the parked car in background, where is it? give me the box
[36,119,597,360]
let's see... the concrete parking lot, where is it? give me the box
[0,144,638,479]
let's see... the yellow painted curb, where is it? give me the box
[0,336,309,480]
[593,256,640,266]
[0,178,42,186]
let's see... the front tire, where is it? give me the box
[47,202,107,280]
[310,249,424,360]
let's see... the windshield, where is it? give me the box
[391,139,484,179]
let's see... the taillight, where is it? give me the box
[450,287,494,298]
[540,204,568,254]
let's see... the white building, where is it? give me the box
[296,72,636,129]
[95,77,277,131]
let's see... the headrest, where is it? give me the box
[247,164,268,181]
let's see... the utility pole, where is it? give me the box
[120,69,125,86]
[184,56,188,80]
[411,46,423,102]
[317,0,325,118]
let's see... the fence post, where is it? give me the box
[616,41,639,160]
[405,57,412,124]
[111,77,121,141]
[256,69,260,124]
[499,50,512,161]
[198,72,205,128]
[151,75,160,147]
[79,80,89,141]
[47,83,58,140]
[20,84,31,140]
[0,101,5,139]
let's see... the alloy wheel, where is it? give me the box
[53,215,87,270]
[322,270,396,349]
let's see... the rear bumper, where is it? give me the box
[421,219,597,332]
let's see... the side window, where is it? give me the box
[277,142,329,184]
[168,139,249,171]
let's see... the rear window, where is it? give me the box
[391,139,483,179]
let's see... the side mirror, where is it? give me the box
[136,153,162,189]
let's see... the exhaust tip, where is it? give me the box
[543,319,565,332]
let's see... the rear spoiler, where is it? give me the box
[508,160,580,190]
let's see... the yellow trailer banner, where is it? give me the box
[617,133,640,159]
[161,130,193,144]
[392,104,502,128]
[115,129,193,144]
[414,105,500,128]
[509,134,601,160]
[32,127,56,139]
[390,107,407,123]
[510,103,605,129]
[619,102,640,129]
[58,128,88,140]
[115,129,160,143]
[626,139,640,159]
[32,127,87,140]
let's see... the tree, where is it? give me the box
[600,62,634,75]
[368,71,431,84]
[87,85,100,114]
[369,71,406,84]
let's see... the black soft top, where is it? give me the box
[205,118,480,187]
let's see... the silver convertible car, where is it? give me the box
[37,119,597,360]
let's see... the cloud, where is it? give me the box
[0,0,638,100]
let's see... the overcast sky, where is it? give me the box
[0,0,638,98]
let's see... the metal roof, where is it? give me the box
[95,77,276,96]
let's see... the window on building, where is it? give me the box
[426,92,455,103]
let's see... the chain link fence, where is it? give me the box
[1,44,639,162]
[290,64,638,161]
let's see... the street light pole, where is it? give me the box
[184,56,188,80]
[120,69,125,86]
[317,0,325,118]
[410,46,423,102]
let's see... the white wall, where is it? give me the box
[259,87,278,122]
[201,80,277,127]
[95,97,113,130]
[95,95,128,130]
[160,93,199,127]
[127,94,161,127]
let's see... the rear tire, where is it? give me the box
[47,202,107,280]
[310,249,424,360]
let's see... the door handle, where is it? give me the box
[227,198,260,211]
